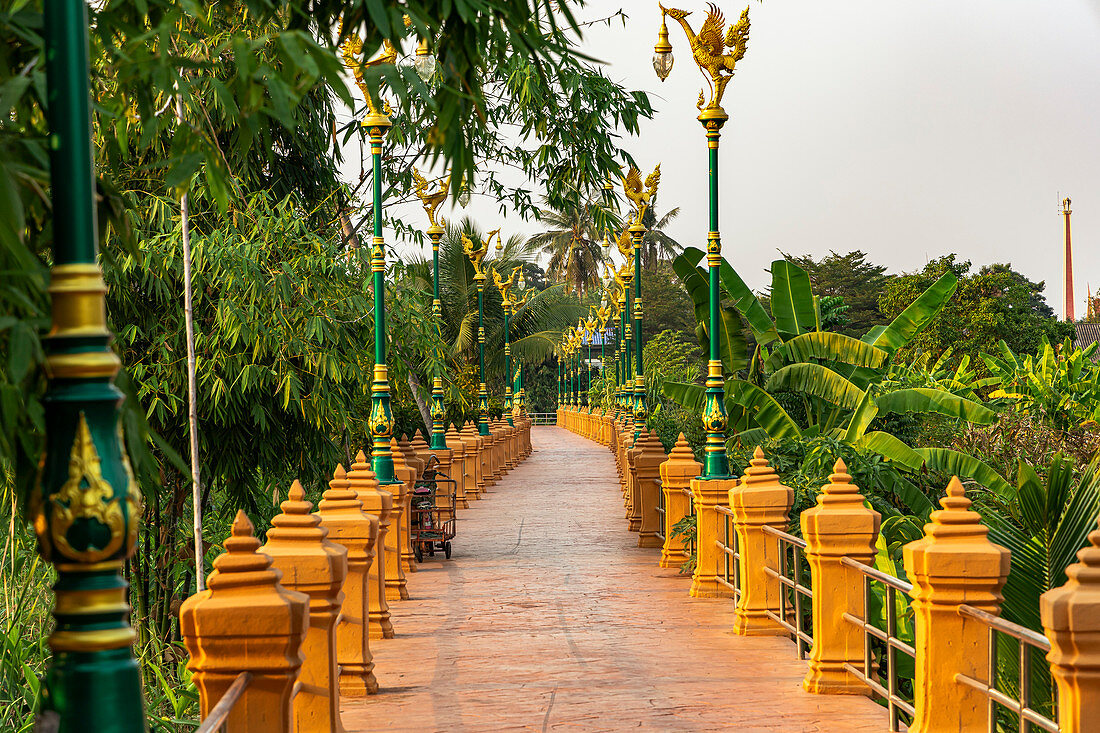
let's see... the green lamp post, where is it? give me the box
[492,266,524,427]
[32,0,146,727]
[411,168,451,450]
[621,165,661,440]
[654,2,751,478]
[462,230,498,436]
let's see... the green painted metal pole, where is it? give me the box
[700,109,730,478]
[429,225,447,449]
[631,225,646,439]
[366,114,399,486]
[504,306,513,426]
[35,0,145,728]
[476,280,489,436]
[556,355,561,408]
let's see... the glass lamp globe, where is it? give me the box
[653,20,674,81]
[414,52,437,82]
[458,185,471,208]
[518,270,527,289]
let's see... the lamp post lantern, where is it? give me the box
[411,169,450,450]
[493,266,531,427]
[655,2,751,478]
[463,230,499,437]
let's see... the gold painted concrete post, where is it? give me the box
[260,481,348,732]
[347,451,395,639]
[801,460,881,694]
[1042,519,1100,733]
[731,448,793,634]
[634,430,669,548]
[904,477,1010,733]
[458,423,481,499]
[444,424,468,509]
[181,512,309,732]
[388,439,413,596]
[626,438,641,531]
[397,436,422,574]
[316,465,379,696]
[411,430,432,473]
[690,475,739,598]
[660,434,700,569]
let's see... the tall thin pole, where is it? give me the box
[176,92,204,594]
[429,223,447,449]
[503,302,513,426]
[476,276,489,436]
[631,223,646,440]
[37,0,145,725]
[1063,197,1074,322]
[365,108,398,487]
[700,107,730,478]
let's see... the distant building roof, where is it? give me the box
[1076,322,1100,352]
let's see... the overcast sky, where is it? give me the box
[341,0,1100,316]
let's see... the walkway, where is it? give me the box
[342,427,888,732]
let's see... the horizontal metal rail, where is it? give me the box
[954,604,1057,733]
[529,412,557,425]
[839,556,915,732]
[654,478,666,542]
[196,671,252,733]
[761,525,812,658]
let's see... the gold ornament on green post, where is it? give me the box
[463,230,499,437]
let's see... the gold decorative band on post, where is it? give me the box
[46,264,122,380]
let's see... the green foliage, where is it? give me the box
[878,256,1074,368]
[983,337,1100,431]
[639,262,696,343]
[782,250,892,337]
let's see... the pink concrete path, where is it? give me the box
[341,426,888,732]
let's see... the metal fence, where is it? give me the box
[955,604,1058,733]
[654,478,666,543]
[839,557,916,732]
[761,525,813,659]
[714,505,741,601]
[682,488,695,560]
[529,412,557,425]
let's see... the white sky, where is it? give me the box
[339,0,1100,316]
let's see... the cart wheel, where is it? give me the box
[444,541,452,559]
[414,545,423,563]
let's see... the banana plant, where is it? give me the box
[664,252,1013,508]
[983,336,1100,430]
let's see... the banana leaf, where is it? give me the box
[661,380,705,414]
[717,253,780,346]
[726,378,802,439]
[874,388,996,424]
[913,447,1014,500]
[854,431,924,472]
[770,259,816,341]
[766,363,865,412]
[843,391,880,441]
[766,331,888,373]
[872,272,958,354]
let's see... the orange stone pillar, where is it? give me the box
[1042,520,1100,733]
[347,451,394,639]
[444,424,467,509]
[904,477,1010,733]
[801,460,880,694]
[731,448,793,635]
[316,465,379,696]
[460,423,484,498]
[180,512,309,732]
[260,481,347,732]
[659,434,701,569]
[397,436,422,574]
[389,439,414,595]
[689,474,739,598]
[634,430,668,548]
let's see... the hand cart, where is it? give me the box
[410,456,457,561]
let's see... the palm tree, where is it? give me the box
[640,197,683,270]
[527,193,609,295]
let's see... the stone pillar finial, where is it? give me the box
[801,458,880,695]
[347,451,395,639]
[387,438,413,596]
[730,448,793,634]
[904,476,1010,732]
[1042,517,1100,733]
[181,511,309,731]
[316,464,380,696]
[261,481,348,732]
[660,434,702,569]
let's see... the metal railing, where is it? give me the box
[530,412,557,425]
[195,671,252,733]
[761,525,812,658]
[682,488,696,560]
[714,506,741,601]
[955,604,1058,733]
[840,557,916,732]
[654,478,665,542]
